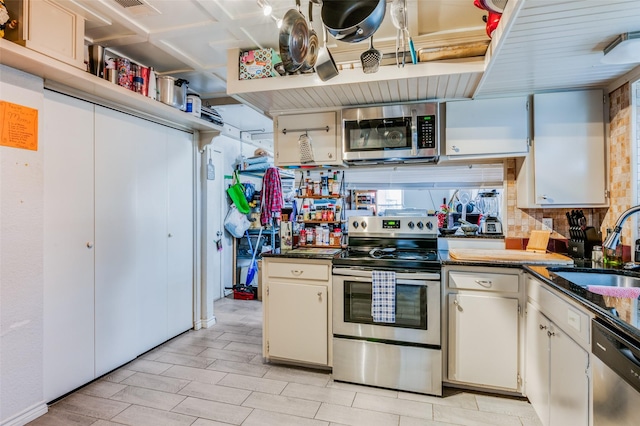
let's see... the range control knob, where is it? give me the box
[425,221,434,230]
[361,221,367,229]
[417,222,424,229]
[408,221,415,229]
[352,221,359,229]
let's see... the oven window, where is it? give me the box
[343,281,428,329]
[344,118,412,152]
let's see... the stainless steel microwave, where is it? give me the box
[342,103,441,164]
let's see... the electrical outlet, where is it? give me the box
[542,218,553,231]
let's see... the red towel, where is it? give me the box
[260,167,283,226]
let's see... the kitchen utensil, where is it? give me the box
[300,1,319,72]
[316,27,339,81]
[390,0,405,67]
[458,190,471,222]
[439,227,459,235]
[298,133,315,163]
[279,0,309,73]
[321,0,386,43]
[361,36,382,74]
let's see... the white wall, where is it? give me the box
[0,65,48,424]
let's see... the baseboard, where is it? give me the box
[1,402,48,426]
[202,316,217,328]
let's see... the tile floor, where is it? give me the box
[29,297,543,426]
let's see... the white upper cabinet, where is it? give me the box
[5,0,85,69]
[445,96,529,159]
[274,111,342,167]
[517,89,607,208]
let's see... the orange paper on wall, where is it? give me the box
[0,101,39,151]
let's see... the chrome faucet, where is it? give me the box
[602,204,640,250]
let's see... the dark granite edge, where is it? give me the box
[524,265,640,345]
[261,250,343,260]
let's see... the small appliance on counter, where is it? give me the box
[476,190,503,235]
[566,210,601,259]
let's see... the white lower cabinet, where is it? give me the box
[448,293,519,389]
[43,92,194,398]
[445,267,523,393]
[263,259,331,366]
[525,302,589,426]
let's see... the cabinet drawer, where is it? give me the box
[527,277,590,346]
[449,271,519,293]
[267,261,330,281]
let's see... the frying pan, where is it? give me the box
[300,1,318,72]
[279,0,309,73]
[321,0,386,44]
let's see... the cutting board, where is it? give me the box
[449,249,573,265]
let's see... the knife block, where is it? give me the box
[568,227,601,259]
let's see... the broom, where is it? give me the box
[246,227,263,286]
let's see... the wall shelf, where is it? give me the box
[0,39,223,133]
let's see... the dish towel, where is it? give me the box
[260,167,283,226]
[587,285,640,299]
[372,270,396,323]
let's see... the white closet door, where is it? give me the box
[134,121,169,352]
[167,128,194,337]
[94,106,142,375]
[43,91,95,401]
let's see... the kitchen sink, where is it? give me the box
[548,268,640,288]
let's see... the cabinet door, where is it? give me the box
[549,325,589,426]
[6,0,85,69]
[274,111,340,166]
[445,96,529,157]
[532,90,606,206]
[167,129,194,337]
[525,303,551,426]
[448,293,519,390]
[94,106,148,375]
[43,91,95,401]
[134,120,169,352]
[266,281,328,365]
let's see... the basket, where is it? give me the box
[233,289,255,300]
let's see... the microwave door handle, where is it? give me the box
[411,108,418,155]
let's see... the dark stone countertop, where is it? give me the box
[261,248,343,260]
[438,234,505,239]
[525,264,640,344]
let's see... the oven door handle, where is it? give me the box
[332,268,440,281]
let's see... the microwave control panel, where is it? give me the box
[417,115,437,149]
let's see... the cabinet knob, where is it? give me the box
[86,242,94,249]
[453,299,459,306]
[291,270,303,276]
[317,291,323,300]
[547,330,556,337]
[328,153,333,158]
[168,233,173,238]
[539,324,548,330]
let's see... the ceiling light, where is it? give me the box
[257,0,272,16]
[602,31,640,64]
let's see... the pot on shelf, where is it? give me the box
[321,0,386,44]
[157,76,189,111]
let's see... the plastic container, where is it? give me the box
[186,93,201,117]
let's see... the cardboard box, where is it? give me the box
[239,49,283,80]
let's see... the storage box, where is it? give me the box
[239,49,283,80]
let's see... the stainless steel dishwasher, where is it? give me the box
[592,320,640,426]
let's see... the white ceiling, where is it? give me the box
[67,0,640,120]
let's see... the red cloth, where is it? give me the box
[260,167,283,226]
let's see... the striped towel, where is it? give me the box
[372,270,396,323]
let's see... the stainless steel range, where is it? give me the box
[332,215,442,396]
